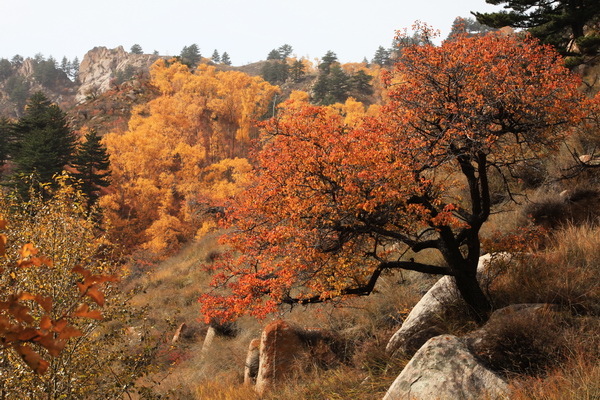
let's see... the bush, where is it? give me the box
[470,307,570,375]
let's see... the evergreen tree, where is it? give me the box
[33,58,60,88]
[221,52,232,66]
[372,46,391,66]
[290,59,306,82]
[473,0,600,55]
[267,49,281,60]
[180,44,201,68]
[5,76,30,112]
[261,61,289,84]
[278,44,293,59]
[70,57,80,81]
[71,128,111,212]
[0,58,13,80]
[350,70,373,96]
[60,56,71,75]
[130,44,143,54]
[10,92,77,195]
[319,50,338,74]
[11,55,23,68]
[327,64,350,103]
[211,49,221,63]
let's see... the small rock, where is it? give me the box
[244,339,260,386]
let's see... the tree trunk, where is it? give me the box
[453,271,491,322]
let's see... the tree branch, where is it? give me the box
[280,260,452,305]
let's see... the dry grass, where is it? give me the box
[509,355,600,400]
[122,206,600,399]
[488,223,600,315]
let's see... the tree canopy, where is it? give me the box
[200,30,586,323]
[473,0,600,54]
[101,60,278,254]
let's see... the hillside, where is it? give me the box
[1,26,600,400]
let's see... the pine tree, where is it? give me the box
[60,56,71,75]
[130,44,143,54]
[10,92,77,196]
[278,44,293,59]
[211,49,221,63]
[70,57,80,81]
[372,46,391,66]
[473,0,600,55]
[71,128,111,212]
[180,44,201,68]
[221,52,232,66]
[267,49,281,60]
[319,51,338,74]
[290,59,306,82]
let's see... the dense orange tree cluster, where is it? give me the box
[101,60,278,254]
[200,30,587,322]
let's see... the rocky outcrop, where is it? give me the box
[383,335,510,400]
[76,46,160,103]
[386,253,509,356]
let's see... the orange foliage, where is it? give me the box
[200,31,587,322]
[101,60,278,254]
[0,215,117,374]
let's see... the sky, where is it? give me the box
[0,0,503,66]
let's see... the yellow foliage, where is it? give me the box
[102,60,277,255]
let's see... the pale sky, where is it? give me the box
[0,0,502,66]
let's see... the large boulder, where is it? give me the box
[386,253,507,356]
[255,320,304,396]
[254,320,344,395]
[383,335,509,400]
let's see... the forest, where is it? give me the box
[1,1,600,398]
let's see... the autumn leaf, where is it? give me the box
[73,304,103,320]
[13,344,49,374]
[57,326,82,341]
[19,243,38,259]
[0,234,6,257]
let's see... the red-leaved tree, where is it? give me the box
[200,29,586,322]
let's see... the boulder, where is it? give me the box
[254,320,343,395]
[383,335,509,400]
[244,339,261,386]
[199,326,216,360]
[255,320,304,396]
[386,253,508,356]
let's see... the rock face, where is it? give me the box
[255,320,304,396]
[76,46,160,102]
[383,335,509,400]
[386,253,507,356]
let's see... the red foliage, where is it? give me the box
[200,30,587,322]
